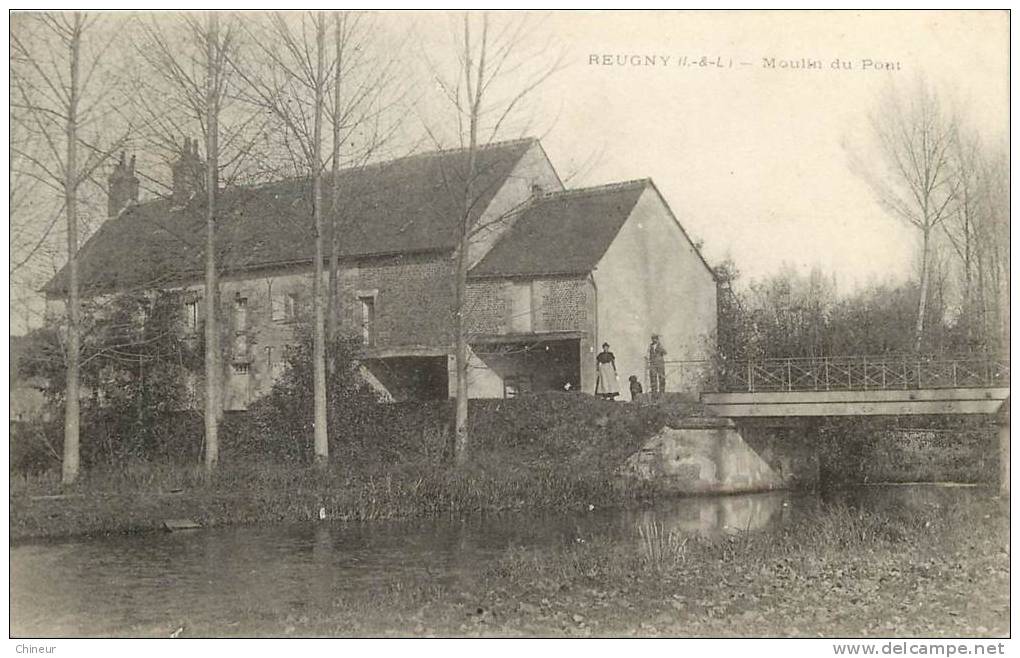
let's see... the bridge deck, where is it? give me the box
[701,387,1010,417]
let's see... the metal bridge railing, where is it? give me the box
[715,354,1010,393]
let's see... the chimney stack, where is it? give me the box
[108,151,140,218]
[171,136,205,206]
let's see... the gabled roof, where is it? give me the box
[469,179,650,278]
[44,139,537,295]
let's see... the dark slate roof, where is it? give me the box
[469,179,650,277]
[44,139,536,295]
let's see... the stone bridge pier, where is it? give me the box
[619,408,1008,495]
[619,416,821,494]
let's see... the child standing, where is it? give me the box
[628,375,643,402]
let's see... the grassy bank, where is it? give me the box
[11,394,687,542]
[10,392,1000,543]
[10,458,638,542]
[118,496,1009,637]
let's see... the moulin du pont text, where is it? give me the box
[588,54,902,71]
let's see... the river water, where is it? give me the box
[10,484,988,637]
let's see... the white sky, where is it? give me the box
[411,10,1009,291]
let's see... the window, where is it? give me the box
[234,295,248,331]
[184,299,199,333]
[359,295,376,346]
[232,295,249,360]
[233,333,248,359]
[508,281,532,333]
[266,346,285,378]
[229,362,251,410]
[271,291,297,322]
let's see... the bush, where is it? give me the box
[817,416,998,485]
[236,328,387,463]
[10,420,62,475]
[10,412,206,476]
[12,290,206,475]
[232,370,670,480]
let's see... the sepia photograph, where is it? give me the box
[7,8,1011,643]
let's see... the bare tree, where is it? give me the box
[11,12,133,484]
[940,127,984,345]
[233,11,335,463]
[325,11,406,344]
[133,11,263,475]
[852,78,960,353]
[973,143,1009,352]
[202,12,223,474]
[421,11,562,465]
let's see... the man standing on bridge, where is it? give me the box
[648,334,667,397]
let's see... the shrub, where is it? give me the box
[12,290,205,475]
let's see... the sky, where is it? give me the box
[405,10,1008,291]
[9,10,1009,333]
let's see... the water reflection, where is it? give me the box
[627,491,788,536]
[9,485,988,637]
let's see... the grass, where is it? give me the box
[11,393,682,542]
[9,453,656,542]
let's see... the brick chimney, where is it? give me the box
[107,152,139,218]
[171,136,205,206]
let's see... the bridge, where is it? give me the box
[652,353,1010,494]
[695,354,1010,417]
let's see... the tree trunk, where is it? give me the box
[960,191,975,344]
[913,226,931,353]
[312,13,329,464]
[203,11,221,476]
[976,241,987,348]
[453,14,483,466]
[326,12,343,346]
[453,228,471,465]
[61,13,82,485]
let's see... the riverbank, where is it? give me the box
[10,393,1000,543]
[104,494,1009,637]
[9,458,641,543]
[11,395,697,542]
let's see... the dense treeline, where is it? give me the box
[716,260,1006,363]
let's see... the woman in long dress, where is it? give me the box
[595,342,620,400]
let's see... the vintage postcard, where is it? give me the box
[8,8,1010,647]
